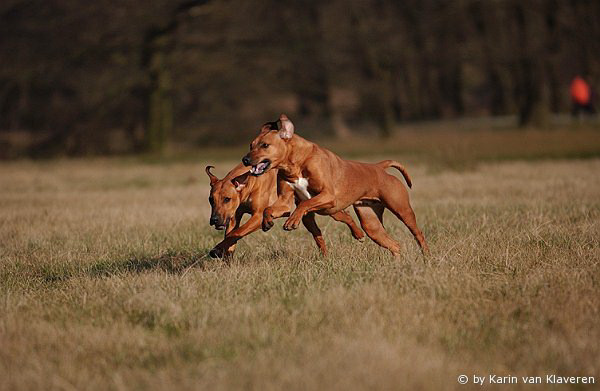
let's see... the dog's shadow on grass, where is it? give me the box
[87,249,212,278]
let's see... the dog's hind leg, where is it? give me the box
[330,210,365,241]
[301,213,327,255]
[353,204,402,256]
[379,178,429,254]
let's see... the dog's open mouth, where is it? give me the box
[250,159,270,176]
[212,217,230,231]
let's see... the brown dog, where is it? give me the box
[241,115,428,257]
[206,163,364,258]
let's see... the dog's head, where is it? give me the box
[205,166,250,230]
[241,114,295,176]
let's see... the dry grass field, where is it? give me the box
[1,128,599,390]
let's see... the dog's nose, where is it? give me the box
[210,216,218,226]
[242,156,251,166]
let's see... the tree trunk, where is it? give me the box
[513,2,549,127]
[145,34,173,153]
[349,4,396,138]
[140,0,210,153]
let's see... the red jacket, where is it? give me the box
[570,77,591,105]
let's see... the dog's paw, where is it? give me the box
[283,217,300,231]
[209,247,224,258]
[352,230,366,242]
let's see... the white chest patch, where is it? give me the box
[287,177,311,200]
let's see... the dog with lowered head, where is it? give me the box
[206,160,364,258]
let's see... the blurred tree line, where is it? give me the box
[0,0,599,157]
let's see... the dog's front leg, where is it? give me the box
[283,192,336,231]
[262,189,295,231]
[210,212,264,258]
[209,215,241,258]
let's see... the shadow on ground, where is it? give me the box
[35,249,213,284]
[88,250,212,277]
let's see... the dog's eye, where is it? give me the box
[261,143,269,149]
[224,197,231,203]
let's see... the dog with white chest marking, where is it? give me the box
[242,115,428,257]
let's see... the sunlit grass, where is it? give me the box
[1,144,599,389]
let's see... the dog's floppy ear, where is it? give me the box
[277,114,295,140]
[206,166,219,186]
[232,171,250,192]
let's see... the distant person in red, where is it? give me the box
[570,76,595,117]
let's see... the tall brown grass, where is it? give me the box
[1,129,599,390]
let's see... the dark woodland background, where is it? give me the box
[0,0,599,157]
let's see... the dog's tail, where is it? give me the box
[377,160,412,188]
